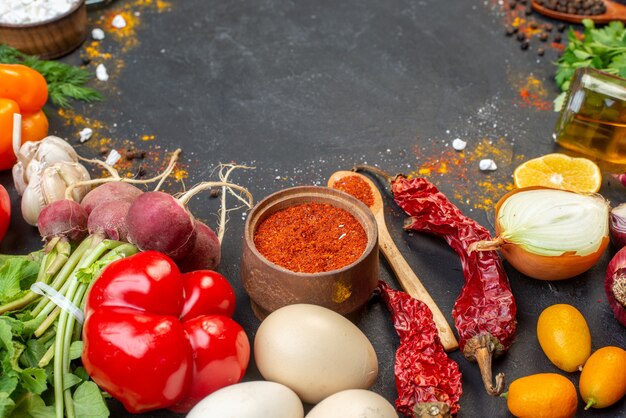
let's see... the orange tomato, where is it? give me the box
[0,64,48,112]
[0,98,20,171]
[21,109,49,143]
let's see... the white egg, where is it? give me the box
[305,390,398,418]
[254,304,379,404]
[186,381,304,418]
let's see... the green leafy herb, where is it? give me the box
[555,19,626,93]
[0,44,103,108]
[72,382,109,418]
[0,257,40,306]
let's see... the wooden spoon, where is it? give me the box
[531,0,626,24]
[328,171,459,352]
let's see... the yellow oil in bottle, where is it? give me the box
[554,68,626,165]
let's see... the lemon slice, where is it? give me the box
[513,153,602,193]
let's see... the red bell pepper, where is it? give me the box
[81,251,249,414]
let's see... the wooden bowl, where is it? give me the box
[0,0,88,59]
[241,186,379,320]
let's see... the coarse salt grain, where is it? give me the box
[0,0,79,25]
[91,28,105,40]
[105,150,121,166]
[111,14,126,29]
[79,128,93,143]
[479,159,497,171]
[96,64,109,81]
[452,138,467,151]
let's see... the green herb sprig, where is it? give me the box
[0,44,103,108]
[556,19,626,92]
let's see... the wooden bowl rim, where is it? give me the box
[244,185,379,278]
[0,0,85,29]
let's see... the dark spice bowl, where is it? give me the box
[241,186,379,320]
[0,0,88,59]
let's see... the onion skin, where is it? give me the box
[494,187,609,281]
[498,237,609,281]
[609,203,626,250]
[605,247,626,327]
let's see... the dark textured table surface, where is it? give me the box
[1,0,625,416]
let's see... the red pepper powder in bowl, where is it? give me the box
[253,202,368,273]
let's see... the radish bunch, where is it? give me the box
[5,144,253,418]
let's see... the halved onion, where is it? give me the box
[470,187,610,281]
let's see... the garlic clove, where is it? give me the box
[12,162,28,195]
[35,136,78,167]
[16,140,40,166]
[67,162,92,202]
[40,162,91,206]
[21,171,46,226]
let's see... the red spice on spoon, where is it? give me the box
[253,202,367,273]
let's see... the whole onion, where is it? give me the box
[605,247,626,327]
[470,187,610,281]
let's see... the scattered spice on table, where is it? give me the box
[254,203,367,273]
[518,74,552,111]
[378,281,462,418]
[490,0,568,55]
[331,175,374,207]
[356,165,517,397]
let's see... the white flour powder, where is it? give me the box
[0,0,80,25]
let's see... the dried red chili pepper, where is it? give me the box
[356,165,516,396]
[378,281,462,418]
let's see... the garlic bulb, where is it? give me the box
[13,136,79,196]
[21,161,91,226]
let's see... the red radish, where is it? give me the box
[126,191,197,260]
[81,182,143,215]
[126,173,254,263]
[88,199,133,241]
[177,221,221,272]
[606,247,626,327]
[38,199,88,242]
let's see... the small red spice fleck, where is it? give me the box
[332,176,375,207]
[254,203,367,273]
